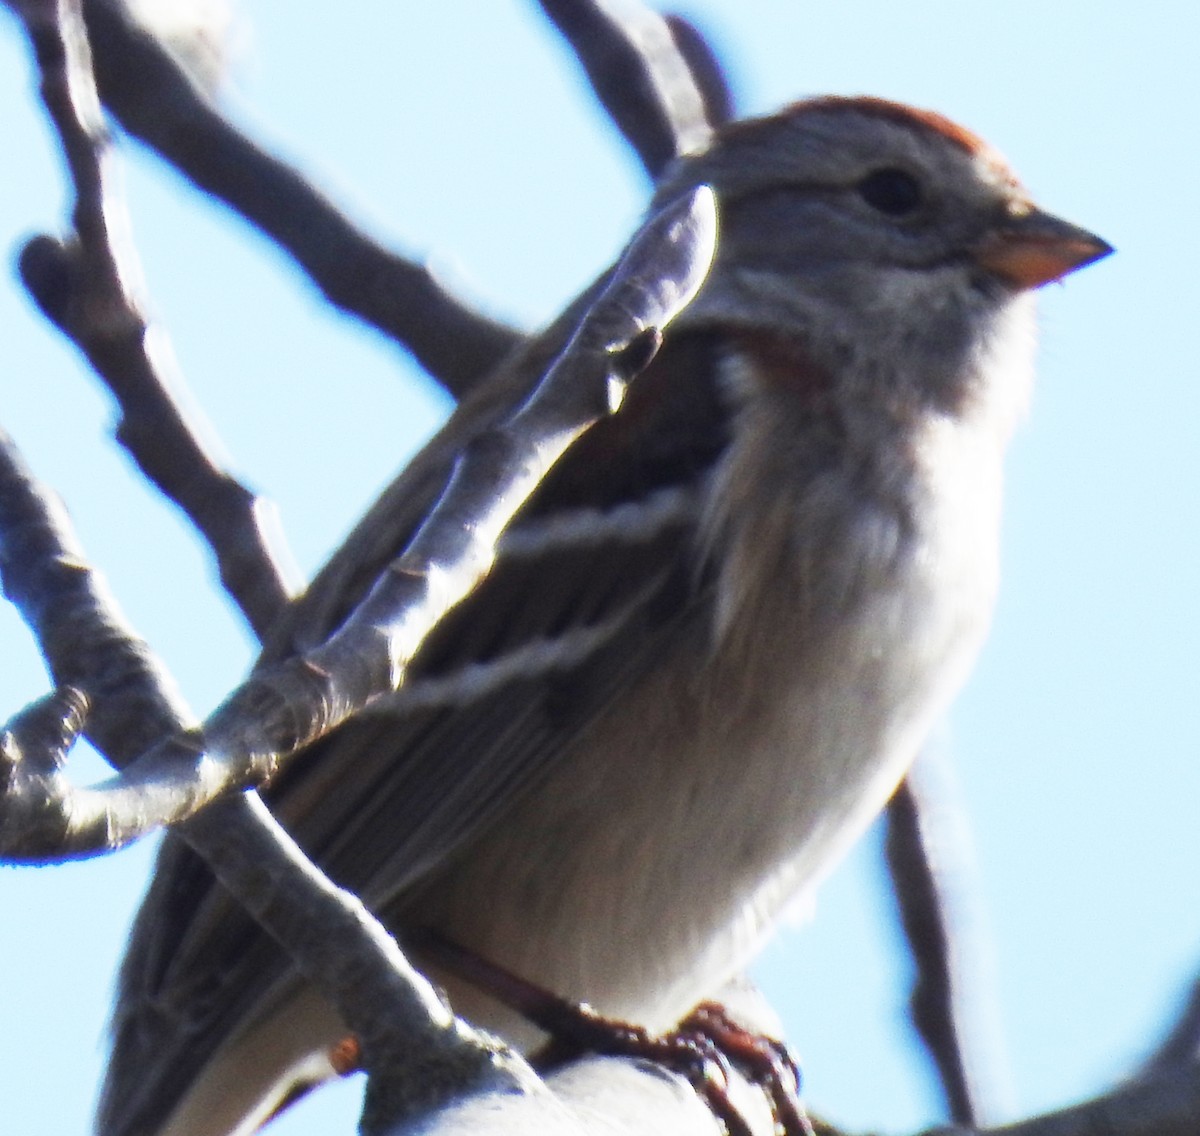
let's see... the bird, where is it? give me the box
[97,95,1110,1136]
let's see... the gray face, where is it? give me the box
[657,97,1025,270]
[659,99,1036,417]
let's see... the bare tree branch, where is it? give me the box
[0,115,721,1129]
[0,183,717,862]
[368,1047,1200,1136]
[0,437,727,1136]
[0,687,89,850]
[0,421,217,855]
[289,183,717,714]
[971,1064,1200,1136]
[884,767,984,1126]
[0,687,88,775]
[8,6,1182,1135]
[1138,973,1200,1079]
[183,794,539,1136]
[382,1055,741,1136]
[12,0,295,638]
[536,0,714,179]
[381,1055,1200,1136]
[663,14,736,127]
[0,427,196,768]
[78,0,523,399]
[0,426,529,1129]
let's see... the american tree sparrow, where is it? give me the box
[98,96,1109,1136]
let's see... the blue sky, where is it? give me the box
[1,2,1197,1134]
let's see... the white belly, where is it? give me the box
[416,415,1003,1036]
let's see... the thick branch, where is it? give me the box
[80,0,523,398]
[537,0,714,179]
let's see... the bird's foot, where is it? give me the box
[416,931,813,1136]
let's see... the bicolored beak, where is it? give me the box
[974,206,1112,290]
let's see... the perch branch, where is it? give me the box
[377,1051,1200,1136]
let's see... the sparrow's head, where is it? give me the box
[653,97,1110,413]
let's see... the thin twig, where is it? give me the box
[537,0,714,179]
[884,770,982,1125]
[663,13,736,127]
[0,426,197,767]
[80,0,524,399]
[13,0,295,638]
[0,687,90,850]
[0,688,89,776]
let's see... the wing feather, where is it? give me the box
[100,330,731,1135]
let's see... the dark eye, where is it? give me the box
[857,168,923,216]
